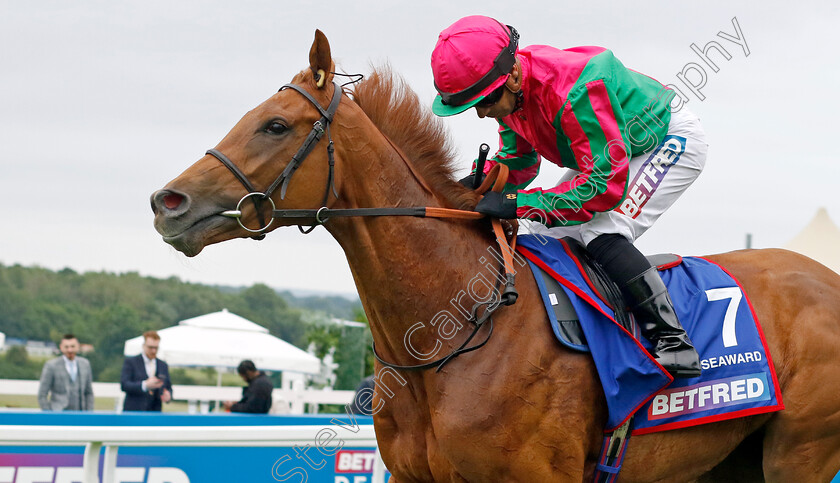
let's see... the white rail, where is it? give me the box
[0,379,354,414]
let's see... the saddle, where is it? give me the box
[533,237,681,352]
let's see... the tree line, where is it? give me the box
[0,263,371,389]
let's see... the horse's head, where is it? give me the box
[151,30,342,256]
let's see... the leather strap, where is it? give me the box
[372,284,500,373]
[369,163,521,372]
[274,83,343,200]
[281,83,340,121]
[207,82,342,237]
[207,148,268,231]
[273,206,483,222]
[476,163,519,279]
[206,149,258,193]
[271,162,518,284]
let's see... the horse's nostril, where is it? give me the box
[163,193,184,210]
[151,189,190,215]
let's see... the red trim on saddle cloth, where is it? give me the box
[632,400,783,435]
[656,255,683,271]
[517,245,673,431]
[632,257,784,436]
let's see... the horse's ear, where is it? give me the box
[309,29,335,89]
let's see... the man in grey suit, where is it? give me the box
[37,334,94,411]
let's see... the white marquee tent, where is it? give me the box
[123,309,321,376]
[784,207,840,275]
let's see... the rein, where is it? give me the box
[209,80,520,371]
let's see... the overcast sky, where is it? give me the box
[1,1,837,296]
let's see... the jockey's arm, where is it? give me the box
[517,81,631,227]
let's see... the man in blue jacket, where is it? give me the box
[121,330,172,411]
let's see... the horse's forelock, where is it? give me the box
[290,69,320,91]
[351,66,478,210]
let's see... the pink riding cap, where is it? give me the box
[431,15,518,116]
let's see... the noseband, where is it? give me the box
[208,81,343,237]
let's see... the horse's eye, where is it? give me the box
[264,121,288,135]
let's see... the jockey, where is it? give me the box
[430,15,707,378]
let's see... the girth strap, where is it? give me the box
[594,417,634,483]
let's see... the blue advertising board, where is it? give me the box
[0,412,389,483]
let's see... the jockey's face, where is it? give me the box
[474,60,522,120]
[475,86,517,119]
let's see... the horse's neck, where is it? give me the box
[326,125,492,362]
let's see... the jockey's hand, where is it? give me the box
[458,173,485,188]
[475,191,518,219]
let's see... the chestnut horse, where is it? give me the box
[151,31,840,482]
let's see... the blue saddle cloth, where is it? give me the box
[517,235,783,433]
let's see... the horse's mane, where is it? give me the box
[350,66,478,210]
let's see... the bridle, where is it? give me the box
[208,81,342,237]
[207,79,521,371]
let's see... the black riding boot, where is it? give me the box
[623,267,701,378]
